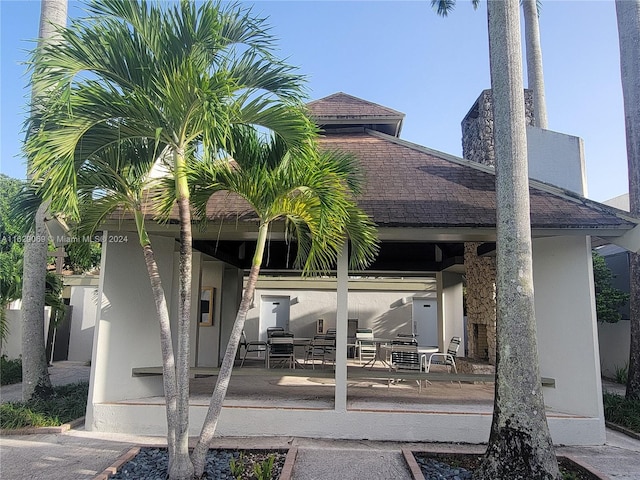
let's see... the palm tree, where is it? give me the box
[26,1,314,478]
[21,0,68,402]
[183,127,378,477]
[76,139,184,468]
[615,0,640,401]
[522,0,547,128]
[433,0,559,477]
[431,0,549,128]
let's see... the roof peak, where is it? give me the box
[307,92,404,137]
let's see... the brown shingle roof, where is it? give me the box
[318,130,635,230]
[307,92,404,120]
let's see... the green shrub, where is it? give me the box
[603,392,640,434]
[0,355,22,385]
[0,381,88,429]
[614,363,629,385]
[253,454,275,480]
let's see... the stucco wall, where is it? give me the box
[598,320,630,378]
[1,307,51,359]
[532,235,604,428]
[67,286,98,362]
[526,126,586,196]
[243,286,436,344]
[196,260,224,367]
[87,234,177,423]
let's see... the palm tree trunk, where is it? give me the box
[21,0,68,402]
[523,0,548,129]
[134,211,179,468]
[191,222,269,478]
[475,1,559,478]
[21,205,52,400]
[615,0,640,401]
[170,151,194,480]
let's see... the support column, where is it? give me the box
[334,242,348,412]
[85,231,108,429]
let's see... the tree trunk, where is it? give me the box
[615,0,640,401]
[191,222,269,478]
[474,1,559,478]
[170,151,194,480]
[21,0,68,403]
[135,211,179,469]
[522,0,548,129]
[21,205,53,400]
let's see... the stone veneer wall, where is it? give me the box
[461,89,535,166]
[464,242,497,365]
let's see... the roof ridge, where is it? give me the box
[307,92,405,118]
[365,129,640,226]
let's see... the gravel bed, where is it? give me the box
[414,456,473,480]
[414,453,599,480]
[110,447,285,479]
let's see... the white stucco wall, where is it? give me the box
[243,283,436,344]
[67,285,98,362]
[532,236,605,438]
[196,260,224,367]
[1,307,51,359]
[527,126,586,196]
[598,320,631,378]
[87,234,178,430]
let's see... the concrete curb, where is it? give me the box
[605,421,640,441]
[92,444,297,480]
[0,416,85,435]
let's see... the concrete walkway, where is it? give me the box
[1,362,639,479]
[0,361,91,403]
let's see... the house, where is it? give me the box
[85,92,640,445]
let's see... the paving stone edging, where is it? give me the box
[605,421,640,441]
[93,445,298,480]
[402,449,610,480]
[0,416,85,435]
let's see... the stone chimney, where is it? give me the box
[461,89,535,166]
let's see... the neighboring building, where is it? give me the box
[85,92,640,445]
[0,275,99,363]
[598,194,631,378]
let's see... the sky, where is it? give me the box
[0,0,630,203]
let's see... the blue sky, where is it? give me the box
[0,0,629,202]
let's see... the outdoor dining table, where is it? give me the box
[361,338,396,369]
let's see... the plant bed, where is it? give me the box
[405,450,607,480]
[97,446,296,480]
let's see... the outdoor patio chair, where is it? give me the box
[305,335,336,369]
[267,333,295,369]
[239,330,267,367]
[266,326,285,339]
[425,336,461,387]
[356,329,376,364]
[388,339,423,392]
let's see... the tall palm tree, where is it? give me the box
[523,0,547,128]
[431,0,548,128]
[183,127,378,476]
[26,1,314,478]
[21,0,68,402]
[433,0,559,477]
[615,0,640,401]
